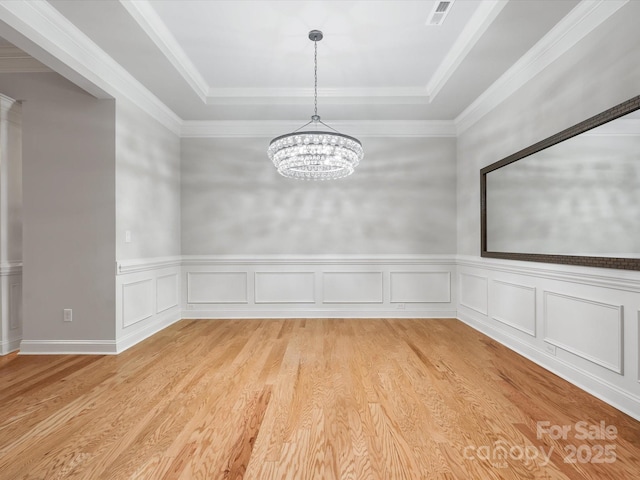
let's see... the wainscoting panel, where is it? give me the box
[390,272,450,303]
[490,280,536,336]
[187,272,248,304]
[255,272,315,304]
[323,272,383,304]
[122,279,153,328]
[456,255,640,421]
[156,273,179,314]
[181,255,457,318]
[544,291,623,374]
[116,257,182,354]
[459,272,488,315]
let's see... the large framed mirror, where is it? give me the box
[481,96,640,271]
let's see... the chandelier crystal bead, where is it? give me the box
[268,30,363,180]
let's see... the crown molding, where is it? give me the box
[205,87,430,105]
[426,0,507,102]
[0,45,51,73]
[119,0,209,102]
[207,87,428,98]
[181,119,457,138]
[455,0,629,134]
[0,0,108,99]
[0,0,182,135]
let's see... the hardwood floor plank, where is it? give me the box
[225,385,272,479]
[1,318,639,479]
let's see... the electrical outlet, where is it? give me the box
[396,303,406,310]
[64,309,73,322]
[544,343,557,356]
[125,230,132,243]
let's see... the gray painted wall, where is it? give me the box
[116,98,181,261]
[181,136,457,254]
[0,72,116,341]
[457,1,640,256]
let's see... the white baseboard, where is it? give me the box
[457,309,640,422]
[20,339,118,355]
[19,303,181,356]
[0,338,21,355]
[182,309,457,319]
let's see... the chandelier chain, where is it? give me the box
[267,30,363,180]
[314,38,318,118]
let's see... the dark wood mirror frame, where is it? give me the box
[480,95,640,271]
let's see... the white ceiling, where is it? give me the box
[31,0,578,123]
[0,0,603,130]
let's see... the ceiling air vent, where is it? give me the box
[427,0,455,26]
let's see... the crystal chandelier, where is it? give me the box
[268,30,363,180]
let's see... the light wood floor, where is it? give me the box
[1,319,639,479]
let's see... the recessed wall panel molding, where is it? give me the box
[156,273,179,313]
[122,279,154,328]
[490,279,536,336]
[390,272,450,303]
[459,272,488,315]
[181,256,457,317]
[187,272,247,304]
[323,272,383,304]
[543,291,623,374]
[254,272,315,304]
[116,264,182,354]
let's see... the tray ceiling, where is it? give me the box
[0,0,589,124]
